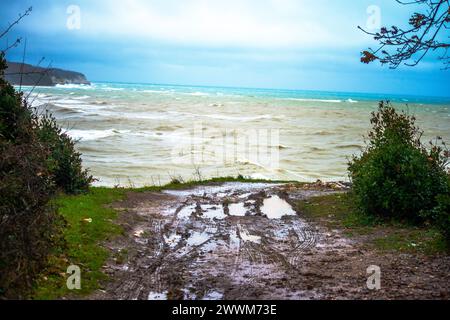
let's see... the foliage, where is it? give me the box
[0,52,65,298]
[296,193,447,255]
[37,112,93,194]
[0,8,91,297]
[348,101,449,242]
[424,183,450,244]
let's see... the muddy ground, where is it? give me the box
[89,182,450,300]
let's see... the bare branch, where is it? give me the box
[0,7,32,39]
[360,0,450,69]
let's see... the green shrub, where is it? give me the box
[0,52,65,297]
[425,179,450,244]
[0,9,92,298]
[434,194,450,244]
[348,102,449,225]
[37,112,93,194]
[0,60,34,142]
[0,142,65,298]
[0,47,91,297]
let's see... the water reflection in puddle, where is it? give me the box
[178,204,197,219]
[228,203,248,216]
[176,195,296,221]
[203,291,224,300]
[261,195,296,219]
[148,291,167,300]
[187,231,210,246]
[164,233,182,248]
[238,224,261,244]
[201,205,226,220]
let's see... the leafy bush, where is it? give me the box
[0,54,62,297]
[37,112,93,194]
[425,180,450,244]
[348,102,449,231]
[0,8,92,298]
[0,142,65,298]
[0,47,91,297]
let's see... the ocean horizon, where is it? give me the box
[21,82,450,186]
[46,81,450,103]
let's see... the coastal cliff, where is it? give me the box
[4,61,90,86]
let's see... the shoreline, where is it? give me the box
[25,82,450,188]
[90,176,351,191]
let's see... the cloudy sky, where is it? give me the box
[1,0,449,96]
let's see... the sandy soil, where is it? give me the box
[88,182,450,300]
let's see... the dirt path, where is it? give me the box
[89,182,450,300]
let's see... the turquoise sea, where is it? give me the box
[21,82,450,186]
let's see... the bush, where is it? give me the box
[0,143,65,298]
[426,180,450,244]
[0,48,90,297]
[0,54,61,297]
[435,194,450,244]
[348,102,449,227]
[37,112,93,194]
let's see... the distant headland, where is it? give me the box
[4,61,90,87]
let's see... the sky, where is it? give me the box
[1,0,449,97]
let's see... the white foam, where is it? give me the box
[66,129,121,141]
[188,91,209,96]
[71,95,90,100]
[54,98,86,105]
[284,98,342,103]
[55,84,91,89]
[166,111,283,122]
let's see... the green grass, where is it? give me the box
[296,193,377,230]
[372,229,447,254]
[134,176,297,192]
[33,188,126,299]
[296,193,447,255]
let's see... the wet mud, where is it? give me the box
[89,182,450,300]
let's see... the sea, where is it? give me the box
[19,82,450,187]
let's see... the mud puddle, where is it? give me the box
[90,181,449,300]
[95,182,354,300]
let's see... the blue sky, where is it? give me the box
[1,0,449,97]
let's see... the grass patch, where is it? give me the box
[33,188,126,299]
[372,229,447,255]
[296,193,447,255]
[134,176,297,192]
[296,193,378,231]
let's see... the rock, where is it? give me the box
[4,61,90,86]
